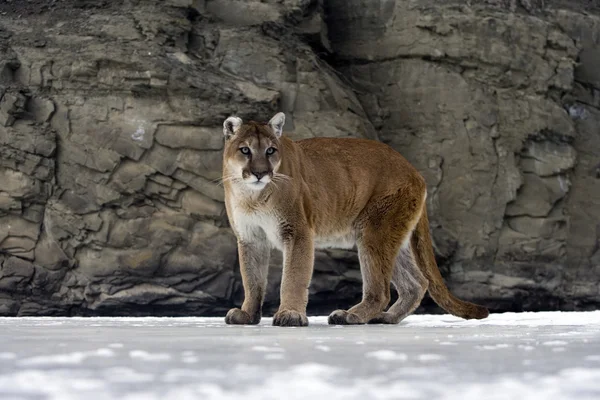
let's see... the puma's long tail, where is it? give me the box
[411,208,489,320]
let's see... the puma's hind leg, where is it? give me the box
[328,186,425,325]
[328,238,397,325]
[368,243,428,324]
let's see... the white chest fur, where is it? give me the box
[231,206,283,250]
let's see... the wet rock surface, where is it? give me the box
[0,0,598,316]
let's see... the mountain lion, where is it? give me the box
[222,112,489,326]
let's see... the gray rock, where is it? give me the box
[325,0,600,312]
[505,174,570,218]
[0,0,598,316]
[520,140,577,177]
[155,125,223,151]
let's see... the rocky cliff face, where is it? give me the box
[0,0,598,316]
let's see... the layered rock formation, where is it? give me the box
[326,0,600,311]
[0,0,598,316]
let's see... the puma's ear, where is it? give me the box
[268,112,285,138]
[223,116,243,139]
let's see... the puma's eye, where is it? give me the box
[266,147,276,155]
[240,147,250,155]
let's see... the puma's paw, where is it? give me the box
[327,309,364,325]
[272,310,308,327]
[368,312,400,325]
[225,308,258,325]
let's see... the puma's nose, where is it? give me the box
[253,171,268,181]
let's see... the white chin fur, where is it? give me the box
[245,180,268,191]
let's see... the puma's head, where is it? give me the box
[222,112,285,191]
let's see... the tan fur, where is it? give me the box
[222,113,489,326]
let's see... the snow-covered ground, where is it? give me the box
[1,312,600,400]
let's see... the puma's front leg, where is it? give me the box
[273,231,314,327]
[225,240,270,325]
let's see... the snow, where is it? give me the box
[18,349,117,366]
[417,353,445,361]
[129,350,172,362]
[0,311,599,400]
[365,350,408,361]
